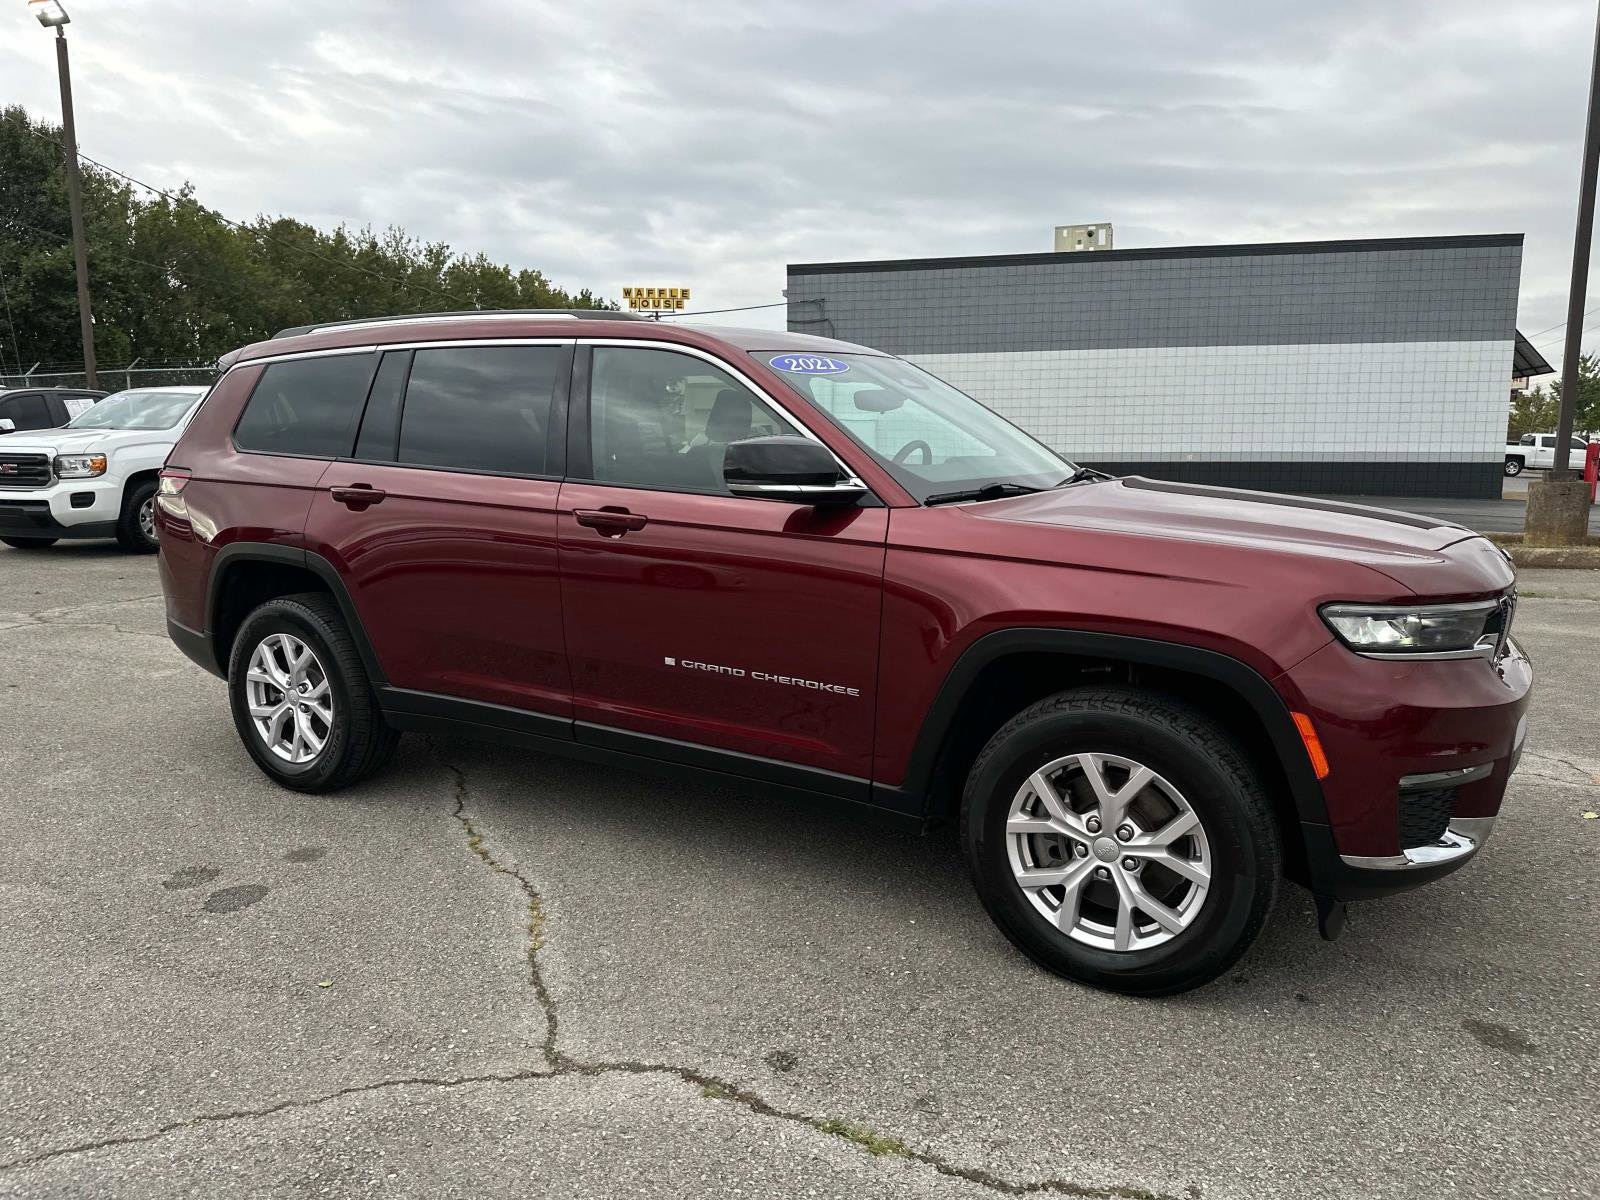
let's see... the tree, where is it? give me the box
[1549,352,1600,437]
[1508,384,1559,442]
[0,104,615,373]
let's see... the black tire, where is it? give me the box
[116,478,159,553]
[227,592,399,792]
[1,537,57,549]
[961,687,1281,996]
[1504,457,1523,477]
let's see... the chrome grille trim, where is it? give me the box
[0,452,52,489]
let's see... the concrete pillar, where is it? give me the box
[1525,476,1592,546]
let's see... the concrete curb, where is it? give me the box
[1489,536,1600,569]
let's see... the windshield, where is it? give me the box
[756,352,1071,502]
[66,389,203,431]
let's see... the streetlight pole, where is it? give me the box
[31,0,96,390]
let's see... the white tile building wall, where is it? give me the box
[908,340,1513,463]
[787,236,1524,498]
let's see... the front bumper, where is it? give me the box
[1339,812,1496,870]
[1334,735,1523,872]
[0,478,121,540]
[1281,636,1532,901]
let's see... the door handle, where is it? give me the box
[574,507,648,536]
[330,485,386,509]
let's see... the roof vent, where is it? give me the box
[1053,223,1113,252]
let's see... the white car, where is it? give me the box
[0,385,210,552]
[1505,432,1593,476]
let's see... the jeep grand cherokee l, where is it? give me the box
[155,310,1531,995]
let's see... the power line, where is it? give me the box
[1533,324,1599,352]
[5,214,180,275]
[22,125,473,310]
[658,300,789,318]
[1546,322,1600,352]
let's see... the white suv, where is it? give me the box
[0,385,210,553]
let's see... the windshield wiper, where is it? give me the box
[923,482,1044,507]
[1053,464,1114,487]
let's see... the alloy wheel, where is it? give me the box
[138,496,157,543]
[1006,752,1212,951]
[245,633,333,764]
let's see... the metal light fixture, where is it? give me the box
[29,0,70,28]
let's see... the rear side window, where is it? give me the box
[234,353,376,458]
[397,346,562,475]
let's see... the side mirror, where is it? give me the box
[0,419,14,433]
[723,436,868,506]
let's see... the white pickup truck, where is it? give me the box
[1504,432,1594,476]
[0,385,210,552]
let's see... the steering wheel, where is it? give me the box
[893,439,933,466]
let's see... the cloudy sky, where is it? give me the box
[2,0,1595,356]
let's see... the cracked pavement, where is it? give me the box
[1,543,1597,1199]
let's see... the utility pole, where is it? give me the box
[1526,0,1600,544]
[1556,0,1600,477]
[32,0,97,389]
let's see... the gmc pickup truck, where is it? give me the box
[1505,432,1593,475]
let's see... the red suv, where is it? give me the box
[157,311,1531,994]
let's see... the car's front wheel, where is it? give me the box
[116,479,160,553]
[227,593,399,792]
[962,687,1281,996]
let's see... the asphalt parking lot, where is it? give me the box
[1,544,1597,1200]
[1318,472,1600,535]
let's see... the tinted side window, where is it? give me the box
[587,347,800,493]
[1519,434,1535,445]
[3,394,52,430]
[234,353,376,457]
[397,346,561,475]
[353,351,411,462]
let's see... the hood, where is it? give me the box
[0,426,179,456]
[971,476,1493,583]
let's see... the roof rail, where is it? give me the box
[272,309,647,339]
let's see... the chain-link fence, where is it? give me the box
[0,364,220,392]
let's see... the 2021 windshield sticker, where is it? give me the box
[769,354,850,375]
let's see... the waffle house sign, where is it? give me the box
[623,286,691,312]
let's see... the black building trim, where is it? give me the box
[789,233,1523,277]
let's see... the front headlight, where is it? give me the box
[1321,599,1509,659]
[54,453,107,478]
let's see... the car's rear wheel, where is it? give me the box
[116,479,159,553]
[1,537,57,549]
[962,687,1280,996]
[1504,457,1523,477]
[227,593,398,792]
